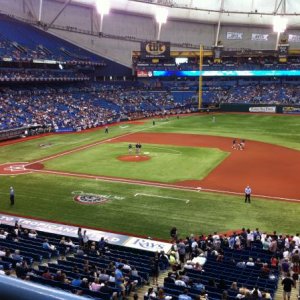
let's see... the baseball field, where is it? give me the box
[0,113,299,239]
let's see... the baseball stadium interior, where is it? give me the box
[0,1,299,300]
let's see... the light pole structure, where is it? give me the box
[96,0,110,34]
[155,7,168,41]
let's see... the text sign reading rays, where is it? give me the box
[152,70,300,77]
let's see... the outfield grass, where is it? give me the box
[44,143,229,182]
[0,113,299,239]
[151,114,300,150]
[1,114,300,166]
[0,173,299,239]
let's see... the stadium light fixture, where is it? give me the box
[273,16,287,33]
[96,0,110,15]
[155,7,168,40]
[273,16,287,50]
[155,7,168,24]
[95,0,110,34]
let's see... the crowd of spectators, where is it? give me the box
[0,89,115,131]
[1,79,299,132]
[146,228,300,300]
[0,84,195,131]
[0,69,89,82]
[0,222,148,299]
[141,79,300,105]
[0,221,299,299]
[0,34,104,66]
[210,84,300,105]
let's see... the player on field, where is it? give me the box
[232,139,237,149]
[137,142,142,154]
[239,139,245,150]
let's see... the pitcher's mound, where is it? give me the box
[117,155,151,162]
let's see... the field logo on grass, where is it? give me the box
[72,191,124,205]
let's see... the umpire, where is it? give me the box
[244,185,251,203]
[10,186,15,206]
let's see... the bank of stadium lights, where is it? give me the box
[155,7,168,24]
[273,16,287,33]
[273,16,287,50]
[95,0,110,34]
[155,7,168,41]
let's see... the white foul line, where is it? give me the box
[28,168,300,203]
[134,193,190,204]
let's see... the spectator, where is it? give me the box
[42,239,56,251]
[11,249,22,262]
[42,268,53,280]
[80,278,89,289]
[99,281,113,294]
[82,230,89,248]
[71,275,82,288]
[115,265,125,298]
[28,229,38,239]
[145,287,157,299]
[178,289,192,300]
[89,278,101,292]
[281,273,295,300]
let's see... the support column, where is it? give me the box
[214,0,225,47]
[38,0,43,22]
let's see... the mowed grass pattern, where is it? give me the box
[0,123,150,164]
[0,173,299,239]
[44,143,229,182]
[0,113,299,238]
[151,114,300,150]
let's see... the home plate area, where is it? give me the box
[0,162,31,175]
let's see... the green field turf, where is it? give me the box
[150,114,300,150]
[44,143,229,182]
[0,123,150,164]
[0,114,299,165]
[0,113,299,239]
[0,173,299,239]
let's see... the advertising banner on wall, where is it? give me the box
[282,106,300,114]
[0,213,172,252]
[136,70,150,77]
[226,32,243,40]
[141,41,170,59]
[278,44,289,63]
[251,33,269,41]
[278,45,289,57]
[136,70,153,77]
[152,70,300,77]
[288,34,300,43]
[249,106,276,113]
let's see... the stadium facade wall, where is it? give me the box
[2,0,300,66]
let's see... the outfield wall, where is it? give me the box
[220,104,300,114]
